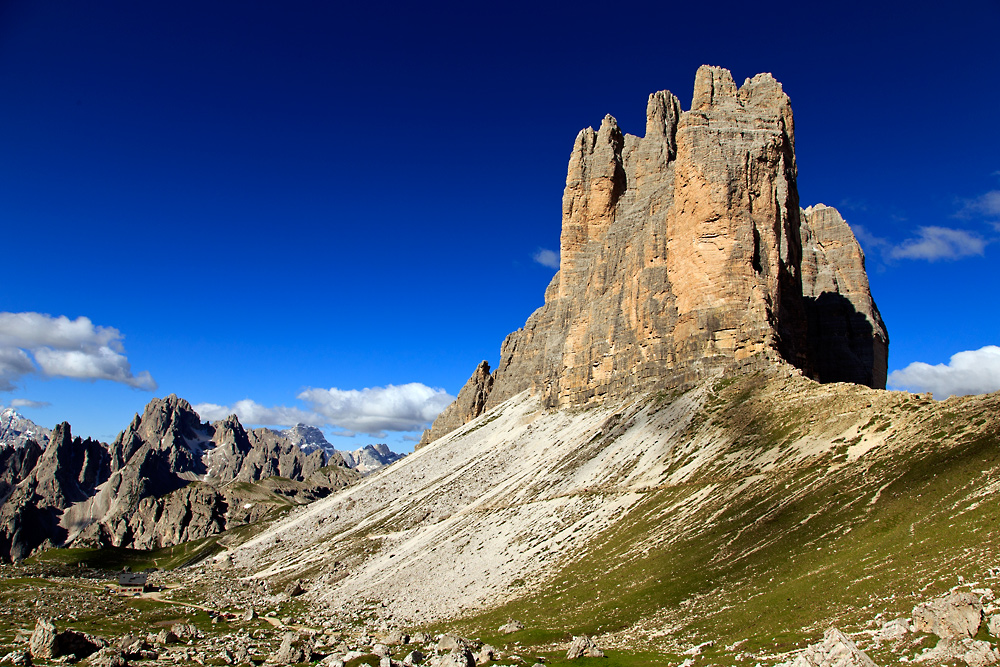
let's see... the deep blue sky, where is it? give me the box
[2,0,998,448]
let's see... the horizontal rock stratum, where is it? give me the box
[422,65,887,446]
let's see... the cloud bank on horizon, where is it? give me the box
[0,312,156,393]
[888,346,1000,399]
[194,382,455,438]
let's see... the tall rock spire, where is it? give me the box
[422,66,888,444]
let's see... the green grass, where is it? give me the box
[26,535,224,571]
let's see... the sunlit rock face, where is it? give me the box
[424,66,887,444]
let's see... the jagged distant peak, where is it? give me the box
[0,406,50,449]
[338,443,404,474]
[279,423,337,457]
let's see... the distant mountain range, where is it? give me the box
[0,398,404,562]
[278,423,405,474]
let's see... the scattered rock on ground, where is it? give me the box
[88,648,128,667]
[430,648,475,667]
[778,628,875,667]
[874,617,910,642]
[1,650,31,666]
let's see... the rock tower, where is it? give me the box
[421,66,888,446]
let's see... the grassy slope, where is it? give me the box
[440,373,1000,663]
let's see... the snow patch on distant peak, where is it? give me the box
[0,406,50,450]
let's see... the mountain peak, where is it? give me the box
[423,66,886,444]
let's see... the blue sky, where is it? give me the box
[2,0,998,449]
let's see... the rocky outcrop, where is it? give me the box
[423,66,887,444]
[418,361,494,447]
[801,204,888,388]
[565,635,604,659]
[28,618,102,661]
[0,423,108,560]
[912,591,983,639]
[778,627,876,667]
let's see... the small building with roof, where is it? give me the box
[115,571,148,596]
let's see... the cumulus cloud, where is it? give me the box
[299,383,454,436]
[884,226,986,261]
[0,312,156,391]
[532,248,560,269]
[887,346,1000,398]
[10,399,51,409]
[195,383,455,437]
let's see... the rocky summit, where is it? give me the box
[422,65,887,445]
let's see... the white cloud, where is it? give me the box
[887,346,1000,398]
[299,383,455,436]
[532,248,560,269]
[195,383,455,437]
[10,399,51,409]
[0,348,36,392]
[960,190,1000,219]
[885,226,986,261]
[0,312,156,391]
[193,399,326,427]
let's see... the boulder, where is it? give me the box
[498,621,523,635]
[87,648,129,667]
[913,591,983,639]
[566,635,604,660]
[873,617,910,642]
[383,630,409,646]
[430,650,475,667]
[29,619,58,659]
[271,632,313,665]
[1,650,31,666]
[284,580,305,598]
[778,628,875,667]
[436,636,474,652]
[963,640,1000,667]
[169,623,200,640]
[403,650,425,665]
[476,645,499,665]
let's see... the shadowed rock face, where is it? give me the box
[800,204,888,388]
[423,66,887,444]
